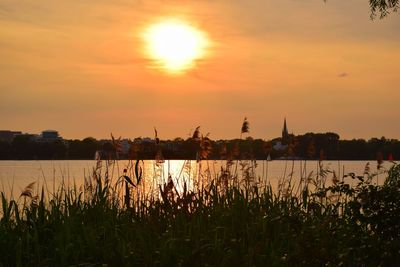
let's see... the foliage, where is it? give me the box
[369,0,399,18]
[324,0,399,18]
[1,133,399,160]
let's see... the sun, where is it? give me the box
[143,19,209,74]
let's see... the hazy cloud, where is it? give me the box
[337,72,349,78]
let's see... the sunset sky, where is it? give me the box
[1,0,399,140]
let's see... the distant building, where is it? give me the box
[42,130,59,139]
[274,118,290,151]
[120,139,131,155]
[0,130,57,142]
[0,130,22,142]
[282,118,289,145]
[273,141,288,151]
[36,130,63,143]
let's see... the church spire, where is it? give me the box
[282,118,289,144]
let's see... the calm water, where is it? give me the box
[0,160,392,199]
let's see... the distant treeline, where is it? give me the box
[0,133,399,160]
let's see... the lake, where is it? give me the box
[0,160,393,199]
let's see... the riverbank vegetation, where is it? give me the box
[0,132,399,161]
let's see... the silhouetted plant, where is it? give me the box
[369,0,399,18]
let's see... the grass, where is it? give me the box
[0,158,399,266]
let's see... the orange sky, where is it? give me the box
[1,0,399,140]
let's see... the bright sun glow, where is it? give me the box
[143,19,209,74]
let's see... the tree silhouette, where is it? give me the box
[324,0,398,18]
[369,0,399,18]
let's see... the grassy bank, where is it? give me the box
[0,161,399,266]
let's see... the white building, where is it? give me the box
[36,130,63,143]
